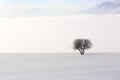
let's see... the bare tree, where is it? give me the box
[73,39,92,55]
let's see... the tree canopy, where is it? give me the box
[73,39,92,55]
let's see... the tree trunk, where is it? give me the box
[79,49,81,55]
[79,49,84,55]
[79,49,85,55]
[81,49,85,55]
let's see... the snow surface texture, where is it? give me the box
[0,53,120,80]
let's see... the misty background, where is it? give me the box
[0,0,120,53]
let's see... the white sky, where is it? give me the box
[0,0,115,14]
[0,14,119,53]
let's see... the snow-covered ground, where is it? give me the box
[0,53,120,80]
